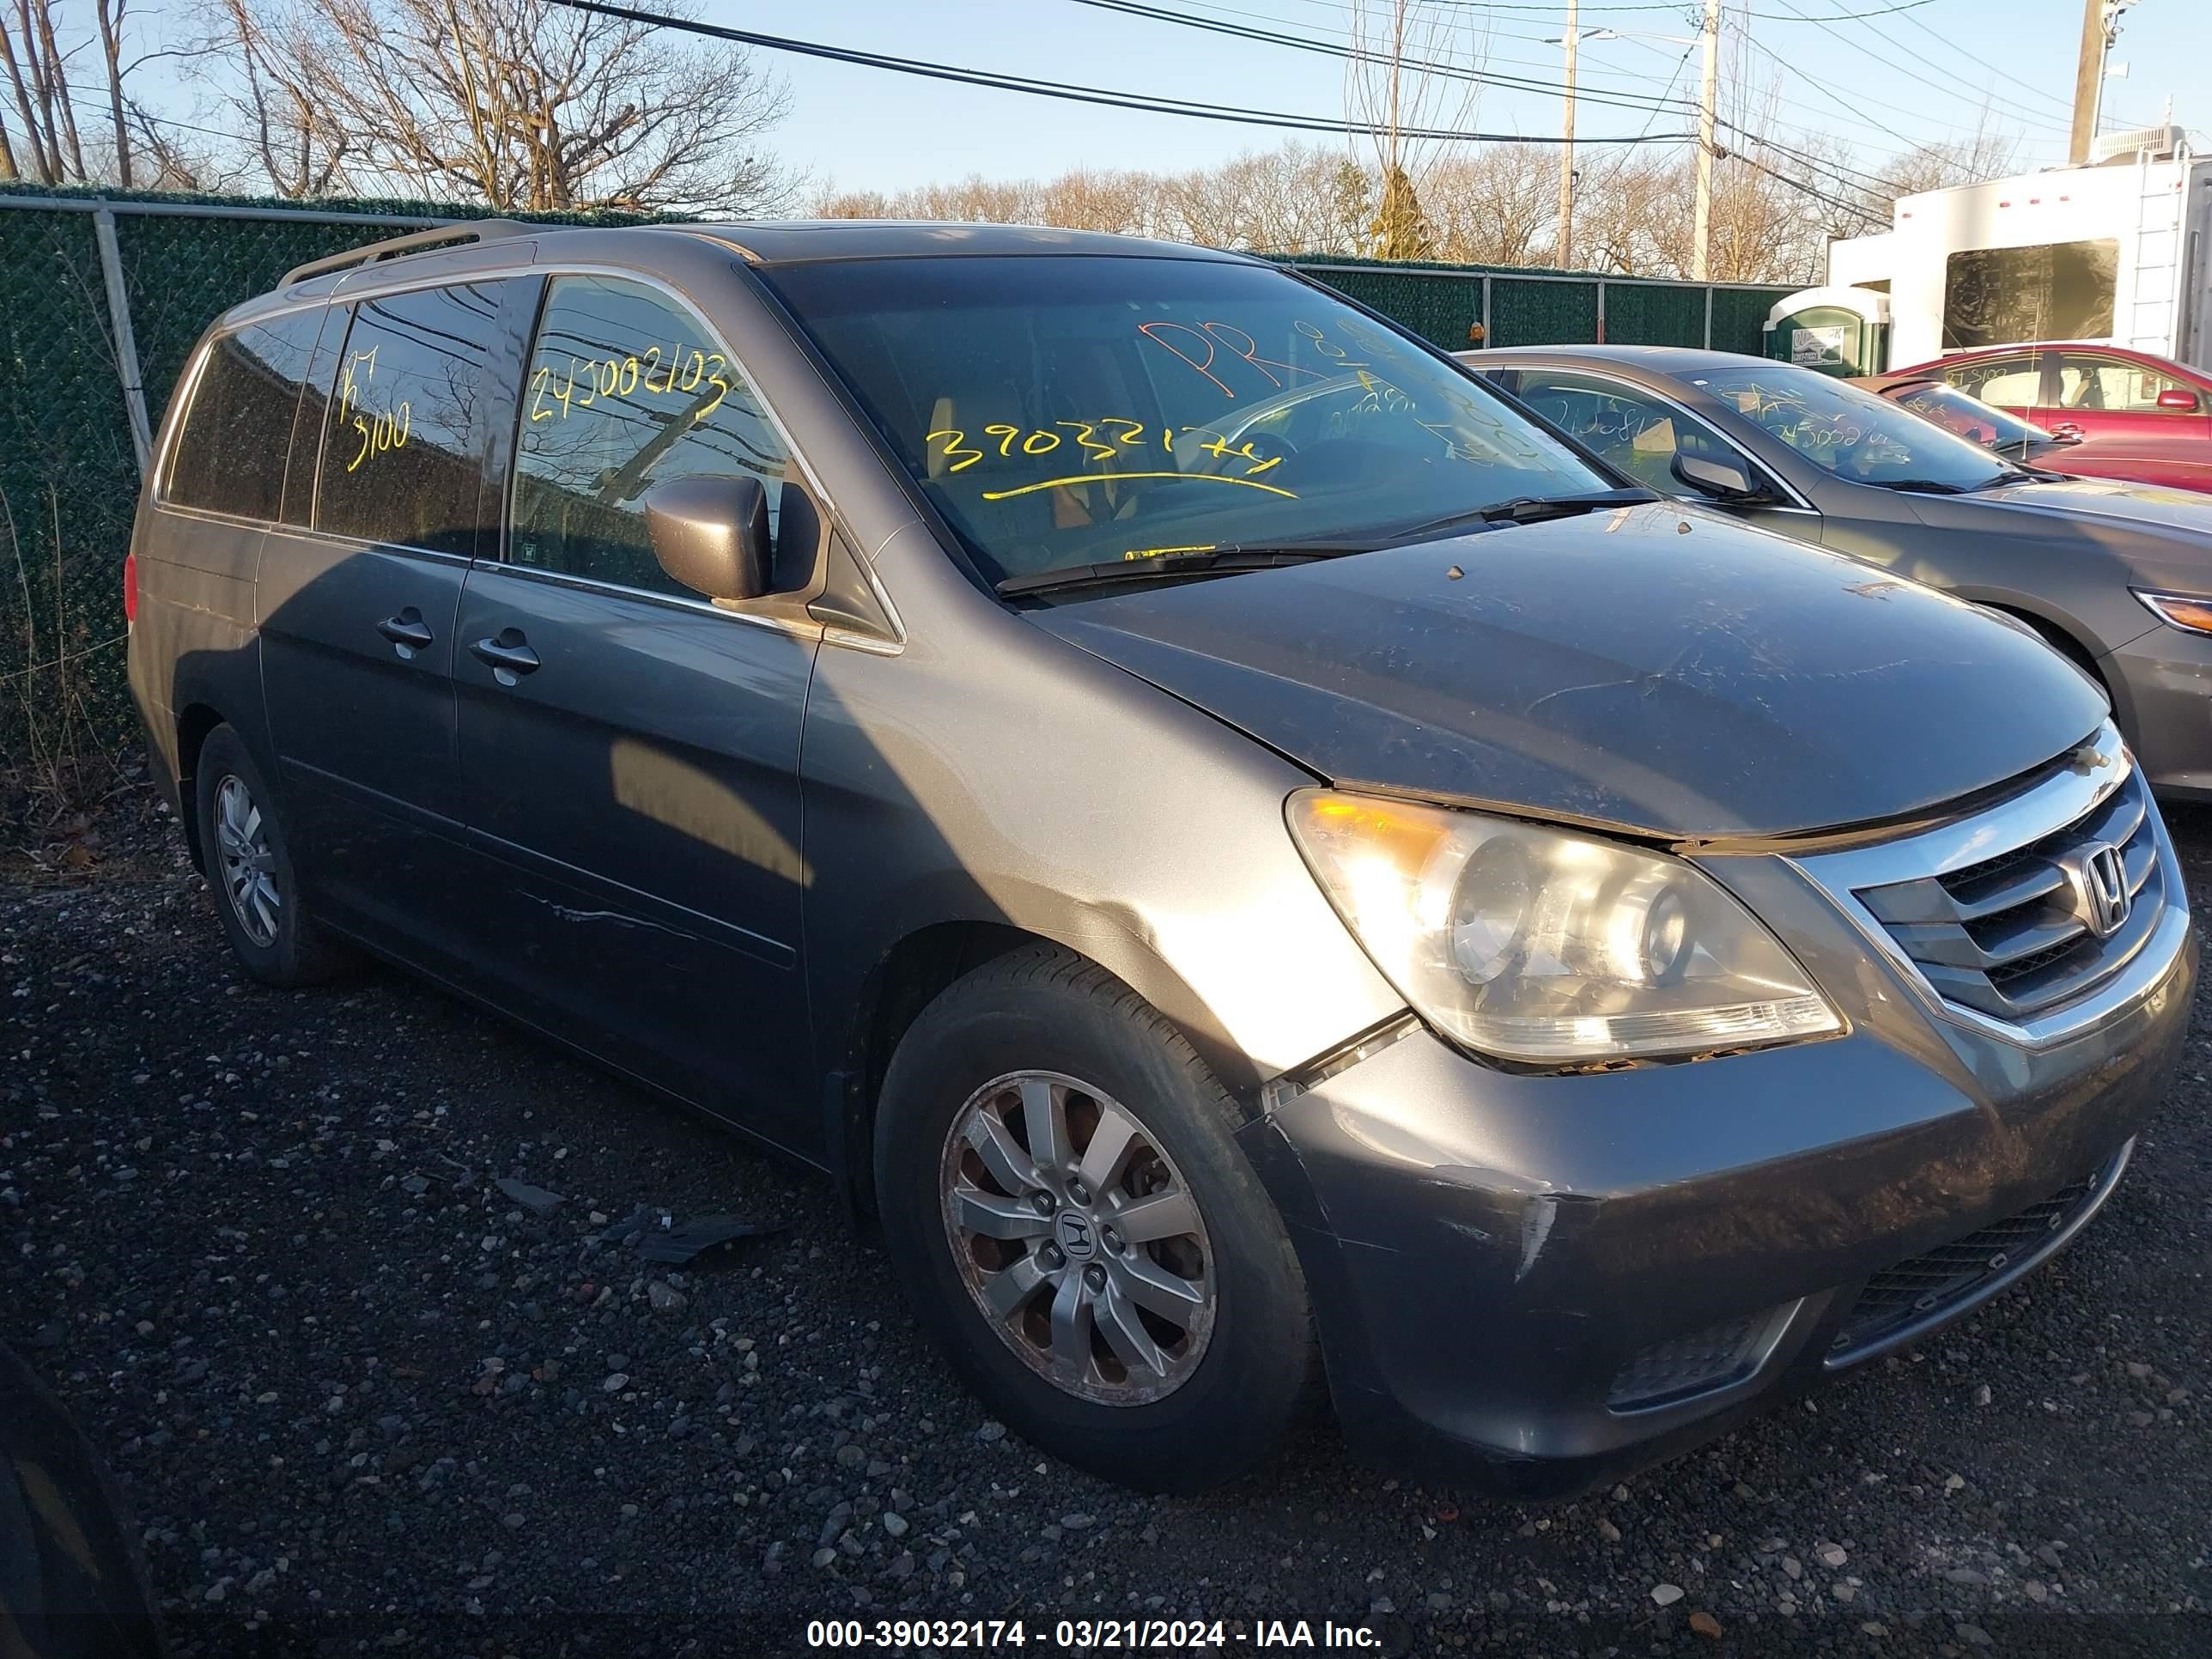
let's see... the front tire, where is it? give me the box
[876,945,1313,1492]
[192,724,349,987]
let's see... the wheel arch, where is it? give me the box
[825,915,1260,1225]
[172,701,228,866]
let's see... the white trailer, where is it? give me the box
[1826,126,2212,370]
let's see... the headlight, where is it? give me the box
[1286,790,1841,1063]
[2135,590,2212,636]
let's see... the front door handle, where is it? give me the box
[469,629,541,686]
[376,609,434,656]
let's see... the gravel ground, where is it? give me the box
[3,792,2207,1659]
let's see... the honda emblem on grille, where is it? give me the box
[2059,840,2131,939]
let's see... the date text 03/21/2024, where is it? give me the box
[802,1618,1382,1650]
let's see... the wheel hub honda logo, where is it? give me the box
[1055,1212,1097,1260]
[2061,840,2131,939]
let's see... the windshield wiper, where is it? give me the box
[994,546,1355,599]
[1873,477,1968,495]
[1381,487,1659,544]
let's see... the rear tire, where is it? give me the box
[192,724,349,987]
[875,945,1314,1492]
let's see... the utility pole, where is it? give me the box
[1692,0,1720,282]
[1558,0,1577,270]
[2070,0,2138,165]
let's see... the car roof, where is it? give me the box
[219,217,1261,335]
[682,219,1255,266]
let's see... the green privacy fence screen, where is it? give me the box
[1273,253,1790,354]
[0,185,1790,762]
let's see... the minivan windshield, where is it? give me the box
[761,255,1613,585]
[1688,363,2019,492]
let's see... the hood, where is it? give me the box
[1029,503,2106,840]
[1964,475,2212,537]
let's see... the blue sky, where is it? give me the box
[711,0,2209,195]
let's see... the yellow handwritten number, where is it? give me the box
[926,428,984,473]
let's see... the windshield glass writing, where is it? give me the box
[1691,365,2014,489]
[762,256,1608,583]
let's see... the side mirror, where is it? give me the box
[1669,449,1764,502]
[2047,421,2086,443]
[645,475,771,603]
[2155,387,2201,411]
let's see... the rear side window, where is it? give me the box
[508,275,791,599]
[1948,354,2040,408]
[315,282,504,556]
[165,307,325,520]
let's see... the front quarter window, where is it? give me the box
[758,255,1612,586]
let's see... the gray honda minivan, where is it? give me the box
[126,221,2194,1496]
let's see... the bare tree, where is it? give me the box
[197,0,352,197]
[219,0,793,211]
[1875,123,2019,204]
[1425,146,1556,266]
[92,0,129,185]
[1,0,90,182]
[1345,0,1481,258]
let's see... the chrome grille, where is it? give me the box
[1847,752,2164,1024]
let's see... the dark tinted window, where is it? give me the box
[1942,241,2116,349]
[315,282,503,556]
[509,275,792,599]
[280,310,343,525]
[165,307,325,520]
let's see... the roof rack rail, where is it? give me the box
[280,219,532,288]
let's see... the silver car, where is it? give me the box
[127,222,2193,1494]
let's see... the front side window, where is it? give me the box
[758,255,1607,586]
[166,307,326,520]
[315,281,503,556]
[1508,371,1752,498]
[509,276,791,600]
[1942,240,2117,349]
[2053,352,2189,412]
[1944,353,2041,408]
[1687,363,2014,491]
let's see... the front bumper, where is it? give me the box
[1242,804,2195,1498]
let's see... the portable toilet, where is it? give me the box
[1762,286,1890,376]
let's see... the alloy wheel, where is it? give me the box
[939,1070,1215,1406]
[213,774,280,948]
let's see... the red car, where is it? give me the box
[1888,343,2212,444]
[1857,365,2212,495]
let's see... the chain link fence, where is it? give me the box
[0,185,1792,763]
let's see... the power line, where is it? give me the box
[1069,0,1698,117]
[1721,122,1897,211]
[1727,145,1889,230]
[1760,0,2071,139]
[1727,19,2044,155]
[548,0,1700,144]
[1892,11,2074,118]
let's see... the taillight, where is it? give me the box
[123,550,137,626]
